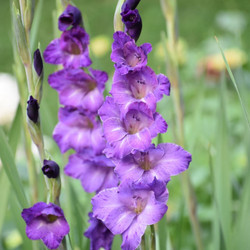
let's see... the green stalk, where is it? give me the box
[160,0,203,249]
[12,35,38,203]
[150,225,156,250]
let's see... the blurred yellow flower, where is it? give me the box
[154,38,188,66]
[90,35,111,57]
[199,48,248,78]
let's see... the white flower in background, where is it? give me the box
[0,73,20,125]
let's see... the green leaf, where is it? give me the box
[233,127,250,249]
[10,194,33,250]
[0,105,22,234]
[157,214,167,250]
[215,37,250,130]
[211,77,232,250]
[8,104,22,153]
[0,171,10,235]
[0,127,29,208]
[30,0,44,52]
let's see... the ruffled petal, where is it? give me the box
[92,188,136,234]
[121,218,147,250]
[154,143,192,177]
[43,39,62,65]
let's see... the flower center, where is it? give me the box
[126,52,141,67]
[131,79,147,99]
[138,152,151,171]
[61,35,82,55]
[126,113,142,134]
[87,79,97,91]
[46,214,58,223]
[132,196,147,214]
[68,41,81,55]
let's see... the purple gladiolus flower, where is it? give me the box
[58,4,83,31]
[122,0,141,12]
[64,149,118,193]
[53,107,105,154]
[48,68,108,112]
[43,26,91,69]
[113,143,192,183]
[84,212,114,250]
[111,66,170,114]
[111,31,152,75]
[121,9,142,42]
[21,202,70,249]
[99,97,167,159]
[92,178,168,250]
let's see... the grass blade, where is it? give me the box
[215,37,250,130]
[0,171,10,235]
[30,0,44,52]
[0,127,29,208]
[0,105,22,234]
[212,77,232,250]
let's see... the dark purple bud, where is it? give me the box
[42,160,60,178]
[27,96,39,123]
[58,4,83,31]
[121,9,142,42]
[33,49,43,77]
[122,0,141,12]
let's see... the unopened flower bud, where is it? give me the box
[42,160,60,179]
[58,4,83,31]
[12,3,30,65]
[27,96,39,123]
[33,49,43,77]
[122,0,141,12]
[121,9,142,41]
[24,0,35,32]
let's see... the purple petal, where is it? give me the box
[98,97,120,122]
[140,43,152,55]
[53,108,105,154]
[114,154,144,182]
[58,5,83,31]
[121,219,147,250]
[127,128,152,152]
[43,39,62,65]
[138,191,167,225]
[84,212,114,250]
[154,74,171,101]
[22,202,70,250]
[104,137,133,159]
[103,117,127,143]
[65,152,118,193]
[89,68,108,91]
[21,202,48,224]
[149,113,168,138]
[154,143,192,176]
[92,188,136,234]
[112,31,133,51]
[121,9,142,41]
[111,66,158,113]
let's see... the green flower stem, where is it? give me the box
[23,116,38,202]
[24,60,34,94]
[160,0,203,250]
[13,46,38,203]
[150,225,156,250]
[140,234,146,250]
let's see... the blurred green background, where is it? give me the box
[0,0,250,249]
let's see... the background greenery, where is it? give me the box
[0,0,249,249]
